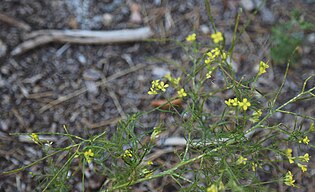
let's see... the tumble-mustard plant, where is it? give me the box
[3,2,315,191]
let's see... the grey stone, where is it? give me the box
[0,39,7,58]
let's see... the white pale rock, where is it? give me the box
[102,13,113,26]
[200,25,210,34]
[85,80,99,94]
[240,0,255,11]
[152,66,171,78]
[307,33,315,44]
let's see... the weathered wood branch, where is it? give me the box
[0,12,31,31]
[11,27,153,55]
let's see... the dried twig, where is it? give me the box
[0,13,31,31]
[102,77,127,119]
[11,27,153,55]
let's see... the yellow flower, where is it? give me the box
[221,52,227,60]
[123,149,133,158]
[164,73,172,81]
[211,32,223,44]
[148,80,169,95]
[299,153,310,162]
[297,163,307,172]
[251,162,258,171]
[250,109,262,123]
[285,148,294,164]
[231,98,239,106]
[299,136,310,145]
[186,33,196,42]
[238,98,251,111]
[236,155,247,165]
[206,71,212,79]
[148,87,158,95]
[147,160,153,165]
[84,149,94,163]
[207,184,218,192]
[157,81,169,92]
[164,74,181,85]
[30,133,40,144]
[258,61,269,76]
[225,98,239,107]
[205,57,212,65]
[225,99,232,106]
[285,148,292,157]
[177,88,187,98]
[173,77,181,85]
[151,80,160,88]
[211,48,220,57]
[284,171,295,187]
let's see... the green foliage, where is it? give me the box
[270,10,314,64]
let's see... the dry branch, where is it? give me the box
[0,13,31,31]
[11,27,153,55]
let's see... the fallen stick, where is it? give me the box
[11,27,153,55]
[0,13,31,31]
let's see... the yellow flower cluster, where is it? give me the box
[204,48,226,64]
[297,163,307,172]
[284,171,295,187]
[236,155,248,165]
[207,181,224,192]
[164,74,187,98]
[285,148,310,173]
[299,136,310,145]
[186,33,196,42]
[251,162,258,171]
[123,149,133,158]
[177,88,187,98]
[211,32,223,44]
[225,97,239,107]
[285,148,294,164]
[225,98,251,111]
[250,109,262,123]
[299,153,310,162]
[258,61,269,76]
[164,74,181,86]
[206,71,213,79]
[148,80,169,95]
[84,149,94,163]
[30,133,40,145]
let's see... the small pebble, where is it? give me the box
[0,120,9,131]
[0,39,7,58]
[240,0,255,11]
[200,25,210,34]
[102,13,113,26]
[307,33,315,44]
[78,54,87,64]
[260,7,275,24]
